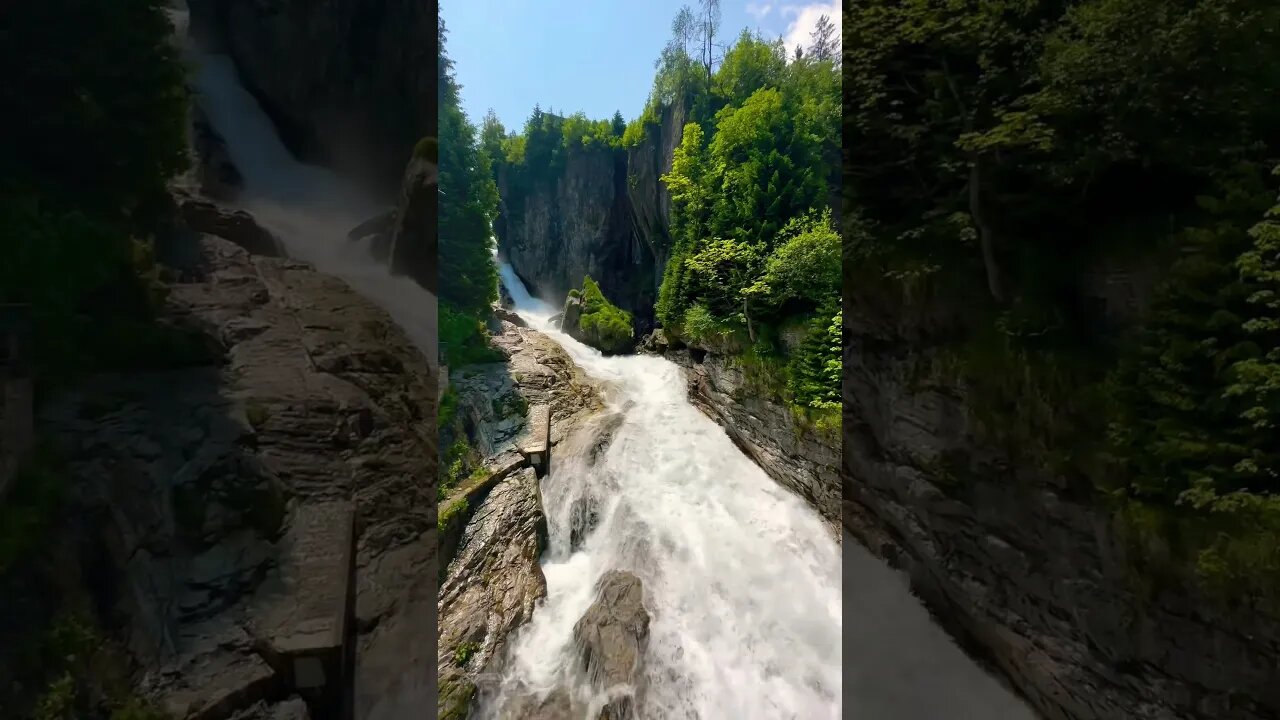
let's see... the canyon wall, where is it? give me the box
[840,289,1280,720]
[494,106,687,331]
[666,348,841,530]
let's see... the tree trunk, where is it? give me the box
[969,158,1004,303]
[743,297,756,343]
[941,56,1005,304]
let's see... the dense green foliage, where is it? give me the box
[0,0,197,390]
[438,19,501,353]
[573,277,635,354]
[0,3,193,713]
[485,104,628,225]
[6,612,168,720]
[481,6,841,413]
[842,0,1280,597]
[649,12,841,413]
[0,445,66,577]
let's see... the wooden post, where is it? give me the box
[520,404,551,477]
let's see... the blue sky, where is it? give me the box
[440,0,840,130]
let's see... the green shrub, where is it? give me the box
[413,136,440,163]
[438,498,470,531]
[439,303,505,367]
[787,306,841,410]
[575,276,634,354]
[439,440,475,501]
[453,641,480,666]
[245,401,270,430]
[743,210,841,314]
[438,386,458,430]
[111,698,169,720]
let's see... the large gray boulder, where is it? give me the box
[572,571,650,720]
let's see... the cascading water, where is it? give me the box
[173,9,437,357]
[486,261,844,719]
[489,262,1036,720]
[175,2,1034,711]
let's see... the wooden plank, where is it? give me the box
[520,404,549,456]
[268,500,354,697]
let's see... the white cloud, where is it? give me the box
[781,1,841,57]
[746,2,773,21]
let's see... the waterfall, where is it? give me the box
[177,12,436,357]
[178,4,1035,712]
[484,265,844,719]
[485,266,1037,719]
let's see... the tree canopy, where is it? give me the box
[438,19,501,328]
[842,0,1280,592]
[0,0,197,388]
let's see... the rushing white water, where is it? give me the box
[492,263,1037,720]
[486,263,843,719]
[176,6,1033,713]
[176,14,437,357]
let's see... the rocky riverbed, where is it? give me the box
[438,318,669,720]
[23,206,438,720]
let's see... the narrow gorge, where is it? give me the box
[432,6,1043,720]
[6,1,1277,720]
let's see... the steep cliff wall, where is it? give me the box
[841,291,1280,720]
[667,348,840,529]
[494,108,686,330]
[186,0,436,191]
[496,146,656,329]
[622,102,687,291]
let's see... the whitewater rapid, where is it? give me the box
[484,264,843,719]
[490,264,1037,720]
[178,6,1034,714]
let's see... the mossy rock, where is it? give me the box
[438,678,477,720]
[567,275,634,354]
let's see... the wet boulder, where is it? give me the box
[572,571,649,719]
[177,196,285,257]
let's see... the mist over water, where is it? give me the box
[177,13,437,357]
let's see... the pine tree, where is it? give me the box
[808,14,837,62]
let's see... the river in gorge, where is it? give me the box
[481,264,1035,720]
[178,7,1034,717]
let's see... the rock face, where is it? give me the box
[175,193,285,258]
[437,467,549,720]
[572,571,650,720]
[622,102,687,283]
[495,106,689,330]
[667,349,840,529]
[186,0,435,190]
[437,319,604,720]
[496,146,651,324]
[561,295,583,338]
[347,209,397,264]
[842,301,1280,720]
[190,103,242,200]
[37,231,437,720]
